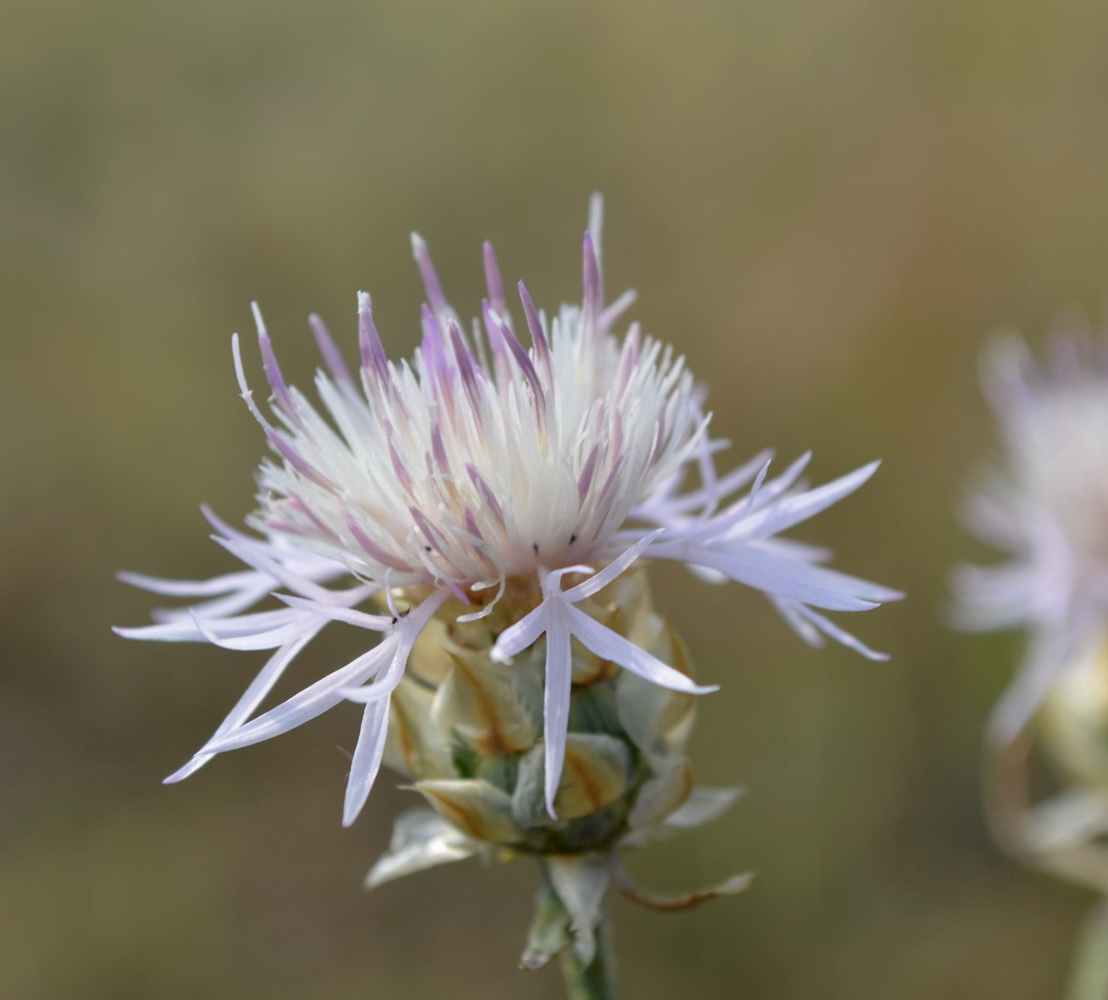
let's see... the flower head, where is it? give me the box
[954,328,1108,742]
[118,196,899,825]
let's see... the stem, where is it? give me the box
[558,913,616,1000]
[1068,900,1108,1000]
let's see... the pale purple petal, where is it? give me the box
[254,303,299,422]
[309,313,355,389]
[411,233,452,321]
[357,292,389,377]
[483,241,508,321]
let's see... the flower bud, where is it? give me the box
[1040,634,1108,789]
[368,566,747,949]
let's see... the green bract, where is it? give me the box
[369,567,747,968]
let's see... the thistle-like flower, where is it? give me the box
[954,323,1108,1000]
[954,329,1108,744]
[117,196,898,833]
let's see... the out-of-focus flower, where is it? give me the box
[117,196,898,828]
[956,327,1108,1000]
[954,329,1108,743]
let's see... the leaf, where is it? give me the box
[545,853,611,967]
[519,882,571,972]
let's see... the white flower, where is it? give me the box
[954,328,1108,742]
[117,196,899,825]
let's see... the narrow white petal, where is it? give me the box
[724,460,881,545]
[191,610,317,651]
[730,452,810,521]
[199,637,399,754]
[989,613,1098,743]
[490,604,548,662]
[561,530,662,602]
[771,597,826,648]
[789,603,890,661]
[565,605,717,694]
[342,698,391,826]
[279,593,392,631]
[201,506,349,580]
[638,448,774,518]
[542,604,574,819]
[164,627,323,783]
[213,536,339,602]
[118,605,297,642]
[653,543,880,612]
[342,588,451,702]
[147,583,277,624]
[752,542,904,603]
[665,452,811,546]
[117,568,266,598]
[113,621,211,643]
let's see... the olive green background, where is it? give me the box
[4,0,1108,996]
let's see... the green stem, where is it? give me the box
[558,914,616,1000]
[1067,900,1108,1000]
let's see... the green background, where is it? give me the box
[4,0,1107,996]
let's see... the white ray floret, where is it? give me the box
[118,196,899,824]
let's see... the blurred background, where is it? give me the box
[4,0,1108,996]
